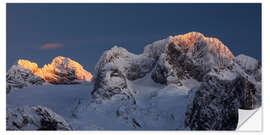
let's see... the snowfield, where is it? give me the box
[7,73,257,130]
[6,32,261,130]
[7,73,198,130]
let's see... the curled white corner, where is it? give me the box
[237,107,262,131]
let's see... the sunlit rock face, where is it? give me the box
[7,105,72,130]
[148,32,261,111]
[152,32,235,85]
[35,56,93,84]
[6,32,262,130]
[7,56,93,92]
[93,32,261,107]
[17,59,39,73]
[17,56,93,84]
[92,32,261,130]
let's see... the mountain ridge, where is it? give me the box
[92,32,261,130]
[6,56,93,93]
[6,32,261,130]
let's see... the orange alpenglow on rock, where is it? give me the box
[170,32,235,60]
[17,56,93,84]
[17,59,39,73]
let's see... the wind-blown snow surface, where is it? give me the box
[7,73,201,130]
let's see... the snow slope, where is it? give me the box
[7,73,200,130]
[7,73,256,130]
[7,32,261,130]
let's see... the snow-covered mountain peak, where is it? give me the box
[150,32,237,87]
[235,54,260,72]
[17,59,39,73]
[169,32,204,49]
[39,56,93,84]
[94,46,132,75]
[169,32,235,62]
[7,56,93,92]
[6,63,45,93]
[7,32,261,131]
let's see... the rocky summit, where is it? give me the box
[6,32,261,130]
[91,32,261,130]
[6,56,93,93]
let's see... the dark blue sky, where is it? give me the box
[7,3,261,73]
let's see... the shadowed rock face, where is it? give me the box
[185,75,245,130]
[235,54,262,109]
[7,105,72,130]
[92,46,156,102]
[150,32,261,110]
[93,32,261,107]
[6,32,259,131]
[6,64,45,93]
[92,32,261,130]
[235,54,261,79]
[7,56,93,92]
[239,80,260,109]
[91,67,133,102]
[92,38,170,102]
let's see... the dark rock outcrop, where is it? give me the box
[7,105,72,130]
[184,75,245,130]
[6,64,45,93]
[235,54,262,109]
[150,32,261,110]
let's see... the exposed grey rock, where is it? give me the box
[91,67,134,103]
[143,37,169,60]
[151,32,235,85]
[6,65,45,93]
[89,32,262,131]
[235,54,261,79]
[92,46,157,102]
[238,75,261,109]
[184,75,245,130]
[150,33,261,110]
[7,105,72,130]
[6,32,262,131]
[234,54,261,109]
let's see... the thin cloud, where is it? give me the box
[40,43,64,50]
